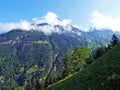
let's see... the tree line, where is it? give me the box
[93,34,119,59]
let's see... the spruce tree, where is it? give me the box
[111,34,119,47]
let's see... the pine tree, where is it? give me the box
[111,34,119,47]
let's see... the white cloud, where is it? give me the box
[32,12,58,25]
[73,25,82,29]
[92,11,102,17]
[59,19,71,27]
[91,11,120,31]
[32,12,71,26]
[0,20,32,32]
[32,12,72,34]
[73,25,89,32]
[43,12,58,25]
[0,12,72,34]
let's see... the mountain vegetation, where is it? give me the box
[0,26,119,89]
[62,46,90,77]
[46,43,120,90]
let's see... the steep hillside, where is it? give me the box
[0,28,119,89]
[46,44,120,90]
[0,29,106,89]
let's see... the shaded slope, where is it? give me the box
[46,44,120,90]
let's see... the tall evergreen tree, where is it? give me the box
[111,34,119,47]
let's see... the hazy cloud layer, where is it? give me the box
[1,11,120,34]
[0,20,32,32]
[0,12,71,34]
[91,11,120,31]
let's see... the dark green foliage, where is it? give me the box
[46,43,120,90]
[93,47,105,59]
[105,44,112,51]
[63,46,90,77]
[86,55,94,64]
[35,79,41,90]
[0,30,53,89]
[71,46,90,71]
[62,49,73,77]
[0,29,119,89]
[25,80,32,90]
[106,73,120,90]
[111,34,119,47]
[93,34,119,59]
[45,74,52,88]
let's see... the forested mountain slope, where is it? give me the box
[46,44,120,90]
[0,27,119,89]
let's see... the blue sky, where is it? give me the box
[0,0,120,32]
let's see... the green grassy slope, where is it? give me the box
[46,44,120,90]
